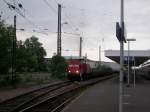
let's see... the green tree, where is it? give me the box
[16,40,32,72]
[23,36,46,71]
[0,20,14,74]
[50,55,68,79]
[0,20,47,73]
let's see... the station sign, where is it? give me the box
[116,22,126,43]
[124,56,135,61]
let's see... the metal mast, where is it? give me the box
[99,45,101,65]
[57,4,61,56]
[119,0,124,112]
[12,15,17,87]
[79,37,82,58]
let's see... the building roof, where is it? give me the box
[63,56,86,60]
[105,50,150,66]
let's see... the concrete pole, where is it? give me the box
[119,0,124,112]
[57,4,61,56]
[133,57,136,88]
[12,15,16,87]
[127,38,136,87]
[79,37,82,58]
[127,41,130,86]
[0,12,2,20]
[99,45,101,66]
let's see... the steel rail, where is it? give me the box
[20,83,79,112]
[20,75,115,112]
[0,81,71,112]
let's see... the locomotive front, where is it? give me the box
[67,60,82,80]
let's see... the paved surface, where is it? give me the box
[62,77,150,112]
[62,77,119,112]
[123,79,150,112]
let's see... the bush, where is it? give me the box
[92,65,113,77]
[0,74,21,87]
[50,55,68,79]
[100,65,113,75]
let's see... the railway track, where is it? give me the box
[21,75,114,112]
[0,81,72,112]
[20,83,80,112]
[0,75,115,112]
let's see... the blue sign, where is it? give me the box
[124,56,135,61]
[116,22,126,43]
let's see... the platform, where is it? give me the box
[62,77,150,112]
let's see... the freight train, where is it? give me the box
[67,57,99,81]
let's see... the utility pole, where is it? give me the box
[12,15,17,87]
[79,37,82,58]
[57,4,61,56]
[119,0,124,112]
[0,12,2,20]
[126,38,136,86]
[99,45,101,65]
[133,57,136,88]
[0,12,3,21]
[127,40,130,86]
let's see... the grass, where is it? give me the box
[0,72,63,88]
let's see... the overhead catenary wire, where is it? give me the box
[62,4,114,37]
[3,0,83,37]
[3,0,50,35]
[44,0,77,35]
[53,2,105,57]
[43,0,77,36]
[64,9,82,31]
[43,0,57,14]
[63,12,80,33]
[3,0,25,17]
[2,2,72,40]
[49,0,82,35]
[53,0,59,4]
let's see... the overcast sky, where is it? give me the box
[0,0,150,61]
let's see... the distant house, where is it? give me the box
[44,58,51,64]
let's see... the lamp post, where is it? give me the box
[99,45,101,66]
[133,57,136,88]
[126,38,136,87]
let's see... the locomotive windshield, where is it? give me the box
[69,64,79,68]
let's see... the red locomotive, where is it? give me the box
[66,56,115,81]
[67,59,91,80]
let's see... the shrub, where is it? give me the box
[50,55,68,79]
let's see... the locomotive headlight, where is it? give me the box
[76,70,79,74]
